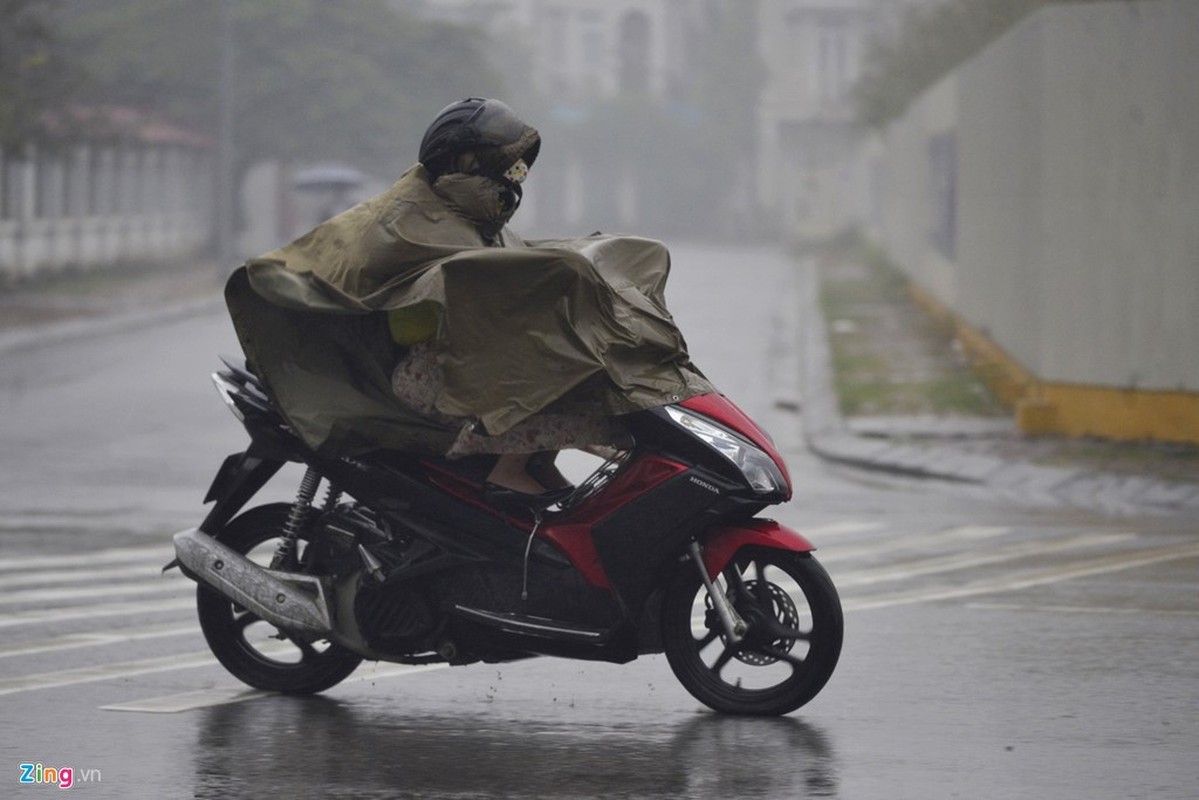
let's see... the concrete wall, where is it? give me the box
[869,0,1199,398]
[757,0,879,238]
[875,75,959,306]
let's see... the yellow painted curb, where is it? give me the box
[906,283,1199,445]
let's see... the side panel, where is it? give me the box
[537,523,611,590]
[701,519,816,576]
[540,455,691,592]
[199,452,285,535]
[588,468,741,612]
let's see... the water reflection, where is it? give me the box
[191,696,838,798]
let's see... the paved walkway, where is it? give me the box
[0,265,225,355]
[794,257,1199,518]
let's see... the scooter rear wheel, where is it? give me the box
[662,546,842,716]
[196,504,363,694]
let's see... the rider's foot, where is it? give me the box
[482,482,572,509]
[485,454,548,495]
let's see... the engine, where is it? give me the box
[306,505,438,654]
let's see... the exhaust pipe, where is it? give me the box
[173,528,333,638]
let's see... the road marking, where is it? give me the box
[2,527,1192,701]
[797,520,886,538]
[966,601,1199,617]
[0,577,187,606]
[0,650,223,696]
[0,597,196,628]
[0,623,198,659]
[98,663,448,713]
[0,562,183,589]
[0,637,308,697]
[100,687,272,713]
[0,633,448,699]
[819,525,1014,562]
[832,533,1131,587]
[842,541,1199,612]
[0,544,170,572]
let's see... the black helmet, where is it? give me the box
[419,98,540,179]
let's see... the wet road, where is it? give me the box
[1,243,1197,799]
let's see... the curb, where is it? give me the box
[795,256,985,484]
[793,257,1199,517]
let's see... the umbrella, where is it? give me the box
[292,163,366,191]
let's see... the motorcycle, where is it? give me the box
[167,356,843,716]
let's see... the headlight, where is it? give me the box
[664,407,787,495]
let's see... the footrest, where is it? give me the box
[451,605,609,644]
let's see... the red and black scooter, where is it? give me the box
[168,357,842,716]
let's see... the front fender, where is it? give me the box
[701,519,816,576]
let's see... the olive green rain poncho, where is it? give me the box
[224,164,713,458]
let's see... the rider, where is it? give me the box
[228,99,712,506]
[388,98,626,502]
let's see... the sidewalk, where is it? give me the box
[794,255,1199,518]
[0,262,225,355]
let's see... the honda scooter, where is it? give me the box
[167,356,842,716]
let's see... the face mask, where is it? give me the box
[502,158,529,185]
[431,173,519,238]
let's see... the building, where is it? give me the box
[411,0,699,101]
[411,0,928,240]
[410,0,740,237]
[755,0,885,240]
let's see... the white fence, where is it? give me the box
[0,140,213,281]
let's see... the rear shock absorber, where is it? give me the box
[272,467,322,570]
[322,482,343,510]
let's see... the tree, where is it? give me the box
[60,0,503,174]
[0,0,84,149]
[853,0,1103,129]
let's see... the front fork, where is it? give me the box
[684,520,817,645]
[688,540,746,644]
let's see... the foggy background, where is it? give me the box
[2,0,1196,441]
[2,10,1198,797]
[1,0,874,252]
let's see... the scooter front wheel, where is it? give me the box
[196,504,363,694]
[662,546,843,716]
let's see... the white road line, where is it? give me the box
[0,650,222,696]
[819,525,1015,563]
[0,623,198,659]
[832,533,1132,587]
[966,601,1199,617]
[0,646,447,699]
[1,526,1191,700]
[795,521,886,538]
[0,562,184,590]
[0,544,171,572]
[99,663,448,713]
[1,540,1195,699]
[842,541,1199,612]
[0,597,196,629]
[100,687,272,713]
[0,579,188,607]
